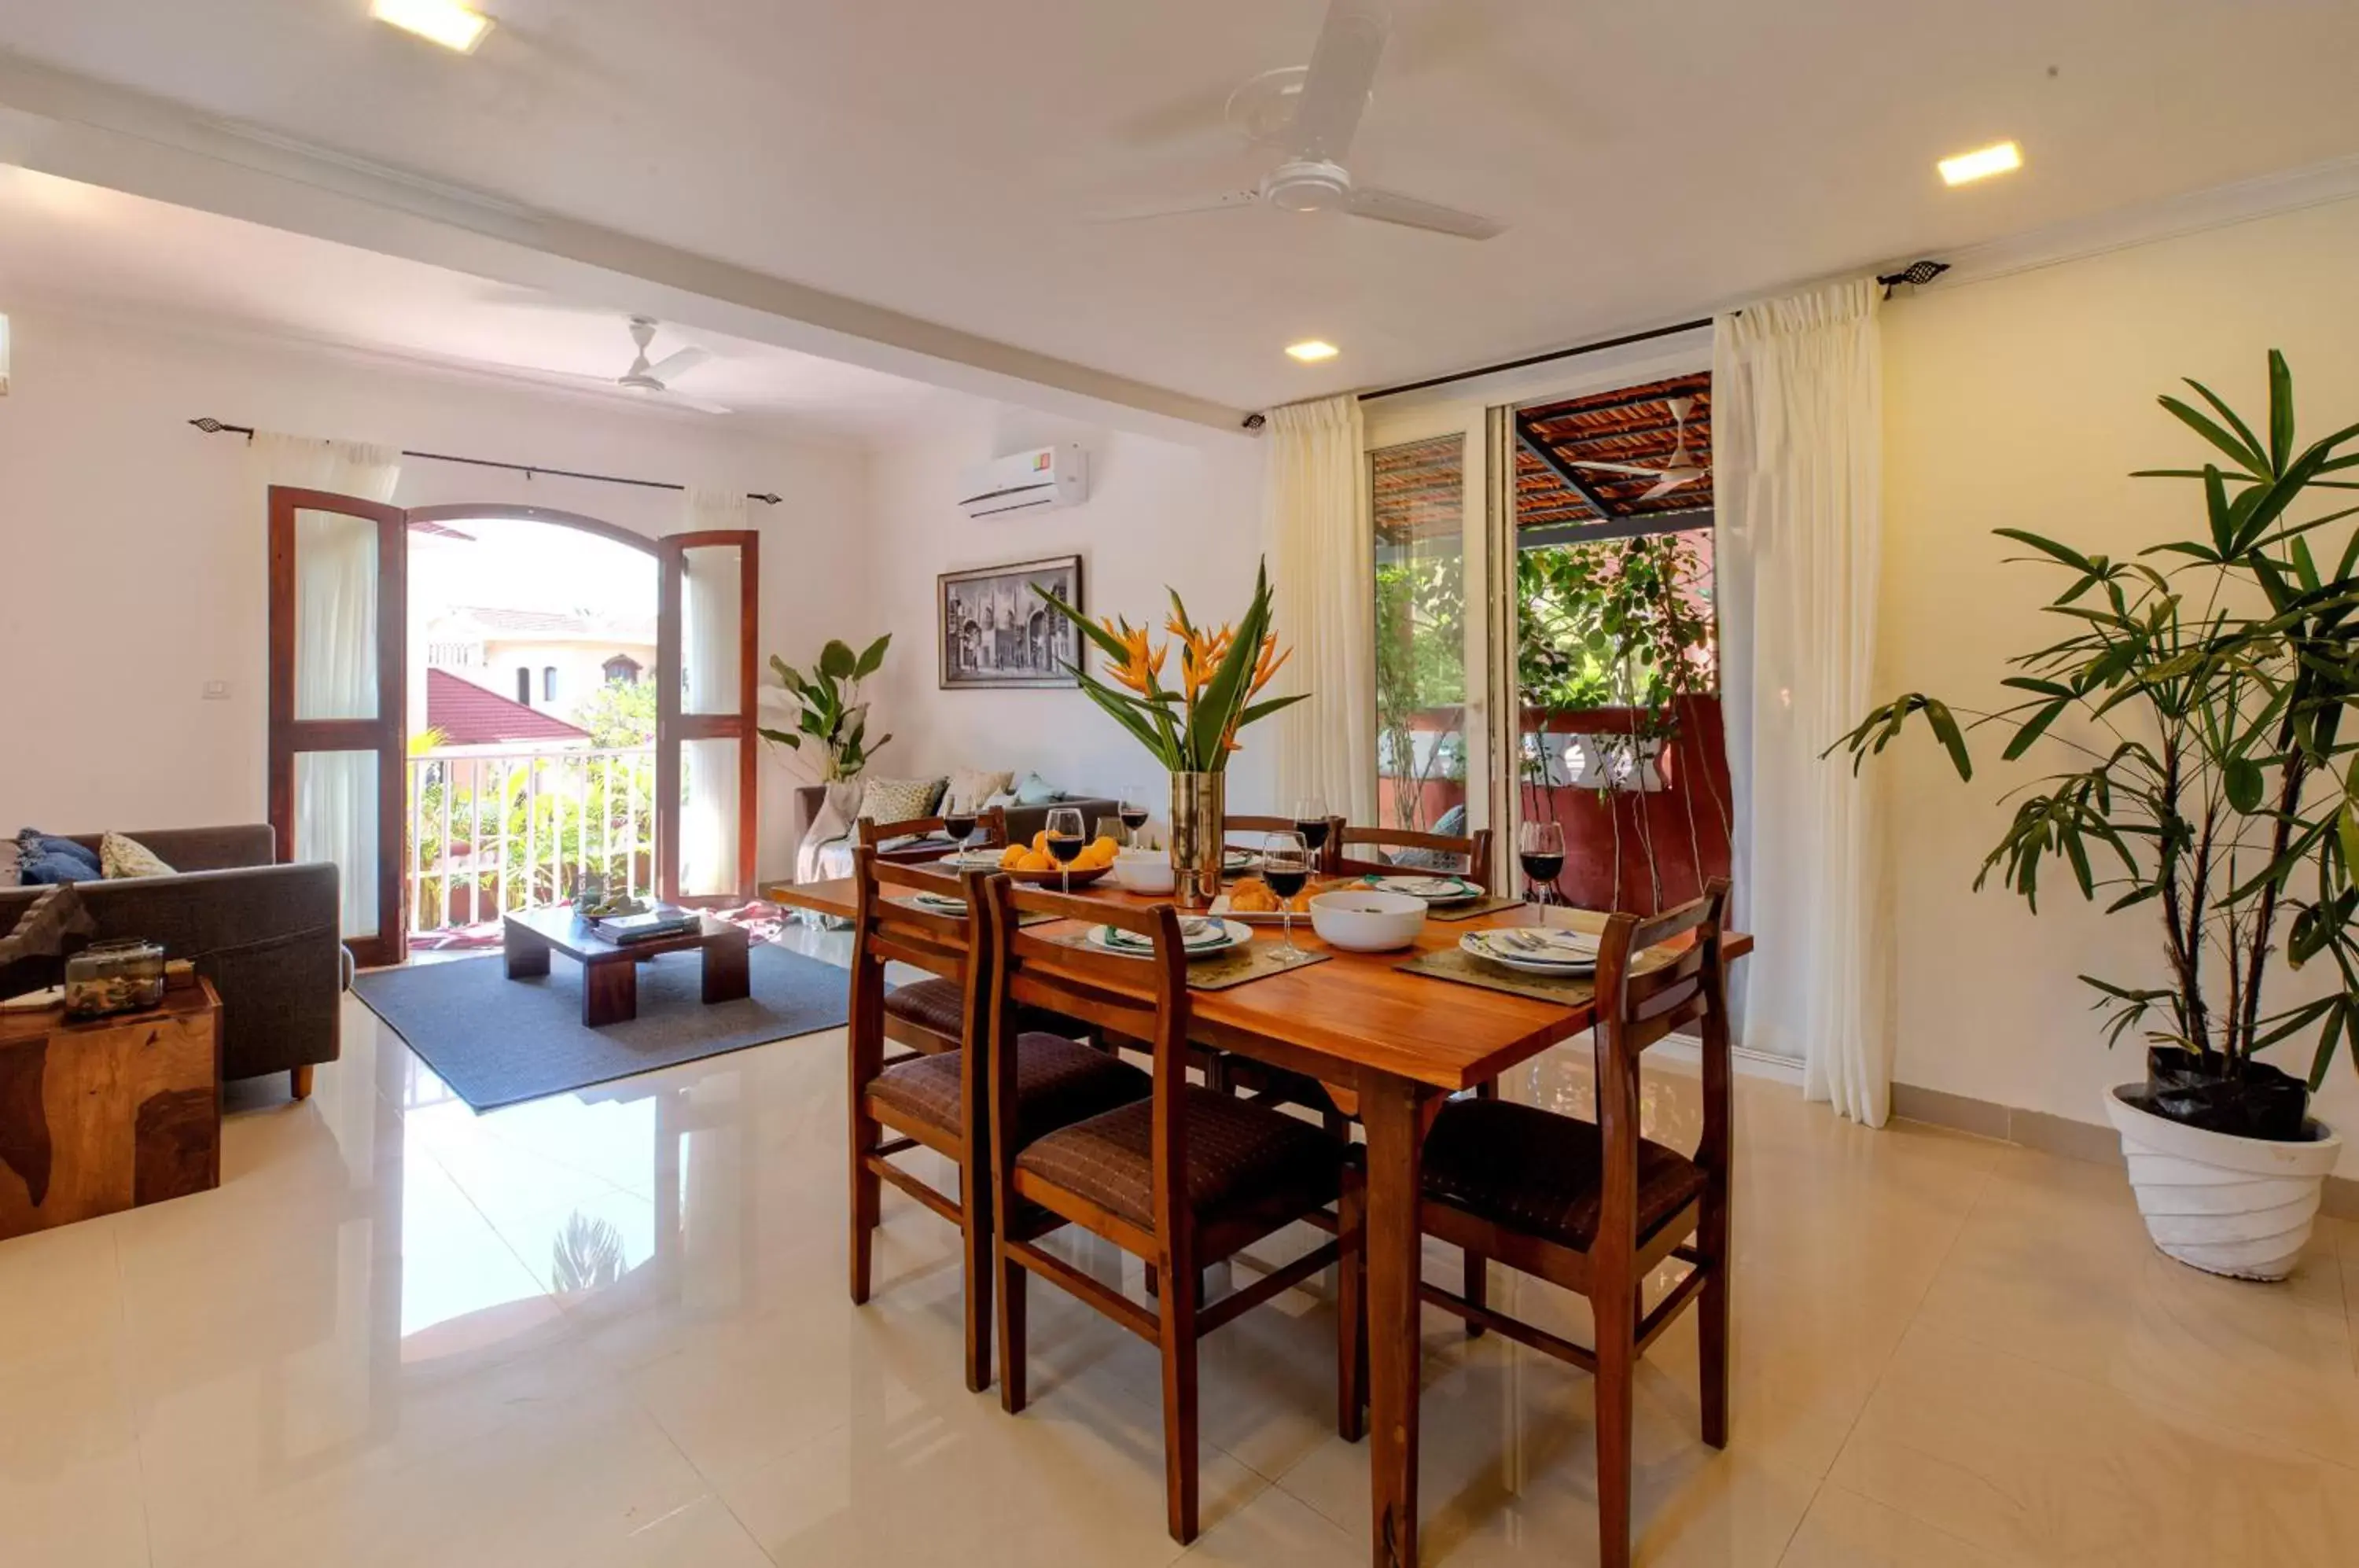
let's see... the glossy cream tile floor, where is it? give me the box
[4,944,2356,1567]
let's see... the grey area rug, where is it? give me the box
[352,944,850,1111]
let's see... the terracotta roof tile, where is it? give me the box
[425,668,591,747]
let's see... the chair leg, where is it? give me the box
[1593,1280,1638,1568]
[1699,1202,1731,1448]
[996,1246,1029,1415]
[1156,1251,1202,1544]
[961,1156,993,1395]
[1336,1174,1367,1443]
[848,1109,881,1306]
[289,1065,315,1101]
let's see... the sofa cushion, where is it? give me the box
[100,832,176,880]
[946,767,1014,811]
[857,776,947,825]
[1014,771,1062,805]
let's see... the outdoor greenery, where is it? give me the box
[1374,554,1465,829]
[1037,559,1305,774]
[572,677,657,747]
[760,635,893,781]
[1833,353,2359,1110]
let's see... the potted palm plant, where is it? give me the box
[1835,353,2356,1279]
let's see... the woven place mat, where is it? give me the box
[1396,944,1598,1007]
[1047,931,1331,991]
[1425,893,1528,923]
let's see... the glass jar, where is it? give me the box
[64,938,167,1020]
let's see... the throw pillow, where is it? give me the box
[16,832,99,881]
[1388,804,1473,872]
[856,776,948,826]
[20,850,98,885]
[1013,771,1062,806]
[945,767,1014,810]
[100,832,176,880]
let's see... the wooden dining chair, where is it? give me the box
[845,850,1150,1391]
[979,881,1366,1544]
[1223,813,1344,874]
[859,808,1010,1055]
[1333,823,1495,888]
[1414,878,1734,1568]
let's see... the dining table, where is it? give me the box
[764,865,1753,1568]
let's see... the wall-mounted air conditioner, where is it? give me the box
[958,444,1088,519]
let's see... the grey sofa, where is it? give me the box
[0,826,344,1096]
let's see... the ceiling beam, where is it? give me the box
[1518,507,1713,550]
[1514,413,1617,521]
[0,55,1250,440]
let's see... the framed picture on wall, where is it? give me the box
[937,554,1084,690]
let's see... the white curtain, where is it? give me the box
[1266,395,1377,823]
[1713,280,1889,1124]
[249,432,402,941]
[679,487,746,897]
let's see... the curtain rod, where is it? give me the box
[1356,317,1714,403]
[186,419,782,505]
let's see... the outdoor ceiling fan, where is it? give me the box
[1561,396,1709,500]
[1095,0,1503,242]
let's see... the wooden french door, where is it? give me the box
[655,530,760,906]
[267,487,410,968]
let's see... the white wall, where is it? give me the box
[1881,193,2359,1168]
[0,307,871,883]
[862,410,1275,815]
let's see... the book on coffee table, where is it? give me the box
[592,907,701,944]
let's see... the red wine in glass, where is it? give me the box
[1045,834,1085,864]
[1264,867,1309,900]
[942,812,978,845]
[1293,819,1331,852]
[1518,821,1566,907]
[1518,850,1565,886]
[1118,802,1150,833]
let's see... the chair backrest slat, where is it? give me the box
[1334,823,1494,889]
[860,806,1009,863]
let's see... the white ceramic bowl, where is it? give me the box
[1308,889,1427,952]
[1110,849,1176,895]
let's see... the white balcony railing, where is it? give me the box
[407,747,657,937]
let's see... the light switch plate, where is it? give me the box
[202,680,230,701]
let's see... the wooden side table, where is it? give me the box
[0,980,223,1240]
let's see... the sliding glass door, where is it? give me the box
[1361,333,1730,911]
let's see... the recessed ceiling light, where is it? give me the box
[370,0,494,54]
[1938,141,2022,186]
[1286,340,1340,363]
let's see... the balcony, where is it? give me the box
[407,746,656,945]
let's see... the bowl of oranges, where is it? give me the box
[995,830,1121,887]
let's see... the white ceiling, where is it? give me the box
[0,164,970,439]
[2,0,2357,412]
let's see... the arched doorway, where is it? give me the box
[269,496,759,966]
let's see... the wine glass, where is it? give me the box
[1291,795,1331,867]
[941,793,979,856]
[1518,820,1566,911]
[1044,806,1086,895]
[1095,814,1128,852]
[1118,793,1151,845]
[1260,830,1312,955]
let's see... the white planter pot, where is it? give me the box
[2104,1085,2341,1281]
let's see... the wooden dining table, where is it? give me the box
[764,867,1752,1568]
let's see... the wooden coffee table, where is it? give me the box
[501,907,751,1027]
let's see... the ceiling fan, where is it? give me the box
[1095,0,1503,242]
[1560,396,1709,500]
[605,316,731,414]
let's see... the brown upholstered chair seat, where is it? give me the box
[884,975,1067,1040]
[1015,1086,1347,1231]
[868,1031,1149,1148]
[1422,1098,1706,1251]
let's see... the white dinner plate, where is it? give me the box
[936,848,1005,870]
[907,890,970,915]
[1460,928,1599,974]
[1362,874,1484,905]
[1085,918,1253,959]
